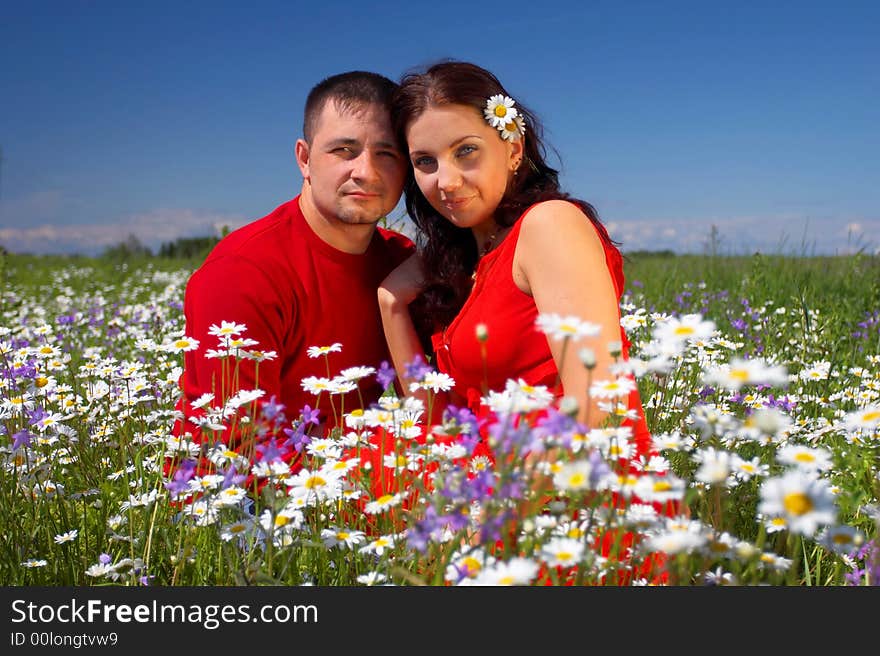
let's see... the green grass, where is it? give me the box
[1,250,878,586]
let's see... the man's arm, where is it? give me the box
[173,255,290,461]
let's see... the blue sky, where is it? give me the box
[1,0,877,256]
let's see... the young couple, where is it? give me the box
[175,60,652,484]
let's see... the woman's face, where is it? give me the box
[405,103,523,230]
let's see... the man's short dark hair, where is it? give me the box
[303,71,397,143]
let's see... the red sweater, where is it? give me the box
[173,196,413,467]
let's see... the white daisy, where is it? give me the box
[693,447,735,487]
[54,529,79,544]
[410,371,455,393]
[338,366,376,382]
[208,321,247,337]
[484,94,518,128]
[301,376,333,395]
[306,343,342,358]
[469,557,539,585]
[499,115,525,141]
[632,473,687,505]
[363,493,403,515]
[816,525,865,554]
[552,459,594,492]
[758,471,837,536]
[164,336,200,353]
[359,534,396,557]
[541,537,585,568]
[843,405,880,432]
[589,376,637,399]
[535,313,601,341]
[85,562,116,578]
[219,519,255,542]
[357,571,389,586]
[762,515,789,534]
[321,527,366,549]
[445,549,496,583]
[777,444,834,473]
[703,357,789,391]
[730,454,769,482]
[652,313,716,345]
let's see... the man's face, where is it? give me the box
[297,100,407,225]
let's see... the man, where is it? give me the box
[172,71,413,474]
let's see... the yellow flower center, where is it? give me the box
[783,492,813,516]
[654,480,672,492]
[673,326,695,336]
[174,340,190,349]
[377,494,395,506]
[504,120,518,132]
[567,473,587,487]
[794,453,816,463]
[729,369,749,381]
[862,410,880,422]
[305,475,326,489]
[462,557,482,574]
[494,105,508,118]
[832,534,853,545]
[35,377,49,388]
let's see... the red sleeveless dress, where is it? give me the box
[431,202,653,460]
[348,203,672,583]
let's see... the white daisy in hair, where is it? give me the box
[499,115,525,141]
[483,94,518,128]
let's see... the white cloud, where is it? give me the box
[1,202,876,257]
[609,215,879,256]
[0,208,248,255]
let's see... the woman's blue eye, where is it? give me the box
[414,156,434,167]
[458,145,477,156]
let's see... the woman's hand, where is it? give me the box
[377,252,436,411]
[378,252,425,310]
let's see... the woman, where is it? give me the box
[351,62,673,583]
[380,60,651,457]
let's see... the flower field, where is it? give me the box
[1,250,878,586]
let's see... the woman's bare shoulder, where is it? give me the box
[519,200,604,252]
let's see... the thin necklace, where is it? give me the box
[479,223,504,257]
[472,224,505,280]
